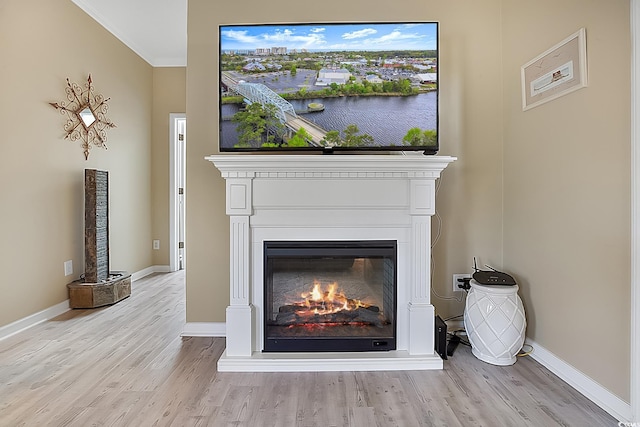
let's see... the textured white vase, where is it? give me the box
[463,280,526,366]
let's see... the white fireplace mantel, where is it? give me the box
[206,153,455,372]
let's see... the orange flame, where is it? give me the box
[298,280,367,315]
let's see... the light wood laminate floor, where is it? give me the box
[0,271,617,426]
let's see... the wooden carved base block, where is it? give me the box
[67,271,131,309]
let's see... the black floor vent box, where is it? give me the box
[435,315,447,360]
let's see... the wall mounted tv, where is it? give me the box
[219,22,439,154]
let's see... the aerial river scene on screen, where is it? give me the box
[219,22,438,152]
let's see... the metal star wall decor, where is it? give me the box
[50,74,116,160]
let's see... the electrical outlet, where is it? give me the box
[452,273,471,292]
[64,260,73,277]
[153,239,160,250]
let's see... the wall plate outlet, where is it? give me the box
[64,260,73,277]
[453,273,471,292]
[153,239,160,250]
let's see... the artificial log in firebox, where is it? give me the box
[274,303,386,328]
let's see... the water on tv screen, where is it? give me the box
[219,22,438,153]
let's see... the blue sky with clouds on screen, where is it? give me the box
[220,23,437,52]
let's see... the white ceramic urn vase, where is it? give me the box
[463,280,526,366]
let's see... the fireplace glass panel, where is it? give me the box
[264,241,397,352]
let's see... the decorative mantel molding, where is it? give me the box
[209,154,455,178]
[206,153,456,372]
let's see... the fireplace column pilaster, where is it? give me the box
[223,174,254,357]
[408,177,436,355]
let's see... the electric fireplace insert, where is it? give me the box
[263,240,397,352]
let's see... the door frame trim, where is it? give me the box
[169,113,186,272]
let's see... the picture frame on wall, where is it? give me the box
[521,28,587,111]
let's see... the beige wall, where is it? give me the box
[151,67,187,267]
[501,0,631,401]
[186,0,632,403]
[0,0,154,326]
[185,1,505,326]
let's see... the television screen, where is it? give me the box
[219,22,438,154]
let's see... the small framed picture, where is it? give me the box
[521,28,587,111]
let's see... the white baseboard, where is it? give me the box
[181,322,226,337]
[0,299,70,342]
[132,265,172,281]
[526,338,631,422]
[0,265,173,342]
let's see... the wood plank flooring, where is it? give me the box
[0,271,618,426]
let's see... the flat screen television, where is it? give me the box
[219,22,439,154]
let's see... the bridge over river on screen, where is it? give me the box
[222,72,329,147]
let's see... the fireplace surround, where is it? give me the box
[207,154,455,372]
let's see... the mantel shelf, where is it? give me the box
[206,154,456,178]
